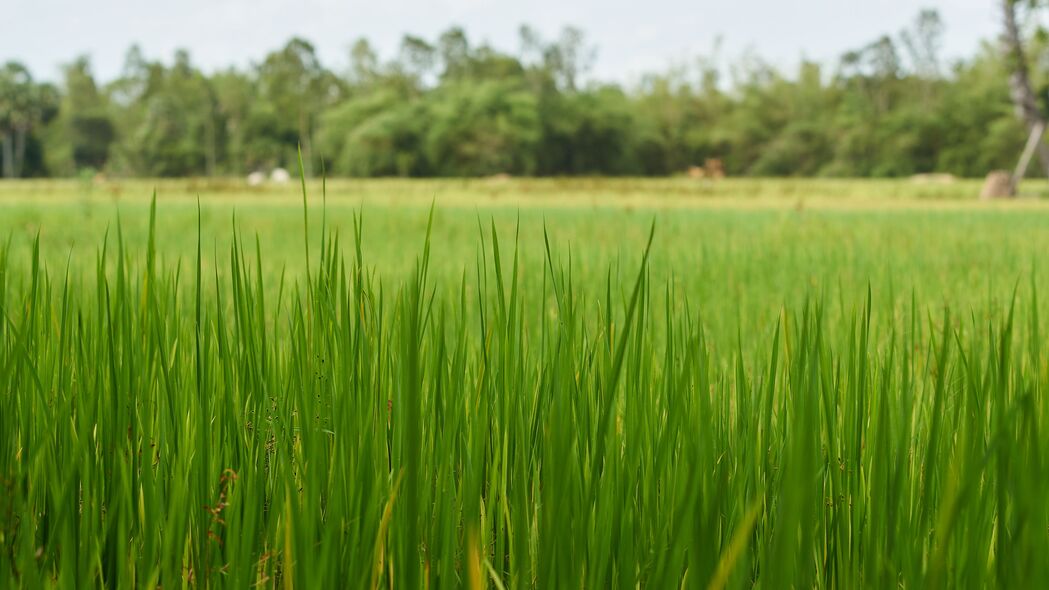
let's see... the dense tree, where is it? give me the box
[937,44,1024,176]
[257,38,343,175]
[3,12,1043,179]
[424,79,540,175]
[319,90,426,176]
[0,62,58,177]
[44,57,116,175]
[110,50,221,177]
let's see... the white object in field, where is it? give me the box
[247,171,266,187]
[270,168,291,183]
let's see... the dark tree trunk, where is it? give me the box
[1,131,13,179]
[14,126,27,178]
[1001,0,1049,175]
[206,115,217,176]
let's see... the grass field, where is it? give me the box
[3,178,1049,587]
[4,177,1049,340]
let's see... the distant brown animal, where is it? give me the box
[980,171,1014,200]
[704,159,725,179]
[687,159,725,180]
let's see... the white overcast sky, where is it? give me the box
[6,0,999,84]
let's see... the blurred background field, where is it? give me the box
[4,177,1049,342]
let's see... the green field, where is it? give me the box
[4,178,1049,587]
[4,177,1049,340]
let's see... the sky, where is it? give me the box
[6,0,1000,85]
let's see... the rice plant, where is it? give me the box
[2,193,1048,588]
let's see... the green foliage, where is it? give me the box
[256,38,344,175]
[319,90,426,176]
[6,11,1044,178]
[937,43,1027,175]
[424,80,540,175]
[38,58,116,176]
[109,50,221,177]
[0,62,59,178]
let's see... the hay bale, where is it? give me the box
[979,171,1014,200]
[270,168,291,184]
[705,158,725,179]
[246,171,266,187]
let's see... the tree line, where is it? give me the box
[0,10,1040,179]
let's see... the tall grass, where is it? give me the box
[2,195,1048,588]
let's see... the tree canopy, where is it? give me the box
[2,12,1043,178]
